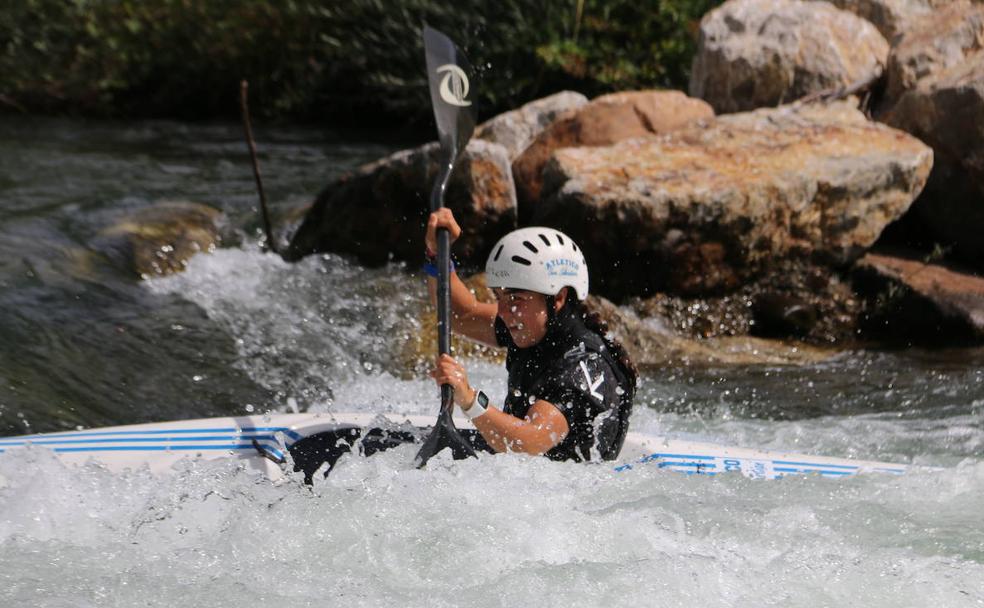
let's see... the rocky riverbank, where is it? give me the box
[280,0,984,358]
[115,0,984,363]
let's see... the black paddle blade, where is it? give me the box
[414,397,477,467]
[416,25,479,469]
[423,25,477,169]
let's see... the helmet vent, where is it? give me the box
[493,244,504,262]
[538,234,551,247]
[556,234,565,245]
[522,241,538,254]
[511,255,532,266]
[572,242,579,253]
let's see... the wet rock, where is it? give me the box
[854,251,984,343]
[512,90,713,217]
[93,201,221,279]
[588,294,837,367]
[690,0,889,113]
[631,259,861,344]
[879,2,984,268]
[474,91,588,160]
[284,139,517,268]
[535,101,933,299]
[751,293,819,337]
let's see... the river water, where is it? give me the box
[0,117,982,607]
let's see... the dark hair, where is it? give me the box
[550,288,639,400]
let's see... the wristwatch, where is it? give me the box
[463,389,489,420]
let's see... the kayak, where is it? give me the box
[0,413,916,482]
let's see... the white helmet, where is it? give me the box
[485,227,588,300]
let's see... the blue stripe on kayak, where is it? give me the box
[646,452,716,461]
[0,434,277,447]
[657,461,717,469]
[772,459,858,470]
[5,426,302,442]
[50,443,285,459]
[615,457,719,472]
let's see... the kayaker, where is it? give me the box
[425,209,637,461]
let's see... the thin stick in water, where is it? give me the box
[239,80,278,255]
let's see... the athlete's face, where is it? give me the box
[493,288,566,348]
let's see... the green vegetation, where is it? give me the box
[0,0,719,124]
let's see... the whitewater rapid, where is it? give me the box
[1,247,982,607]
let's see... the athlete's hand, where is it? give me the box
[430,353,477,408]
[425,209,462,257]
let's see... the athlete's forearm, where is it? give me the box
[472,406,566,456]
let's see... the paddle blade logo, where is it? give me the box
[436,64,471,107]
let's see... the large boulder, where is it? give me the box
[474,91,588,160]
[854,251,984,343]
[534,102,933,299]
[284,139,517,267]
[512,90,713,217]
[880,1,984,267]
[690,0,890,114]
[882,56,984,266]
[882,0,984,103]
[809,0,941,43]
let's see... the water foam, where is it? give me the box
[1,443,982,607]
[2,245,972,606]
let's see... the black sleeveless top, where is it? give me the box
[493,310,633,462]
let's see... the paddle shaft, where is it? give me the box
[414,24,479,466]
[431,156,454,410]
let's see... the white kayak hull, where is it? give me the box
[0,413,911,481]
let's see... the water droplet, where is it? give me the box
[615,386,625,395]
[513,390,521,397]
[527,395,535,404]
[192,375,204,382]
[579,383,587,390]
[362,361,374,372]
[245,404,255,413]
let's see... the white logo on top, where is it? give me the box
[436,64,471,107]
[579,361,605,401]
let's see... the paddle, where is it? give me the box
[414,25,479,467]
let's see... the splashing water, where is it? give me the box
[2,119,983,606]
[7,246,983,607]
[1,438,982,607]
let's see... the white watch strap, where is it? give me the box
[463,390,488,420]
